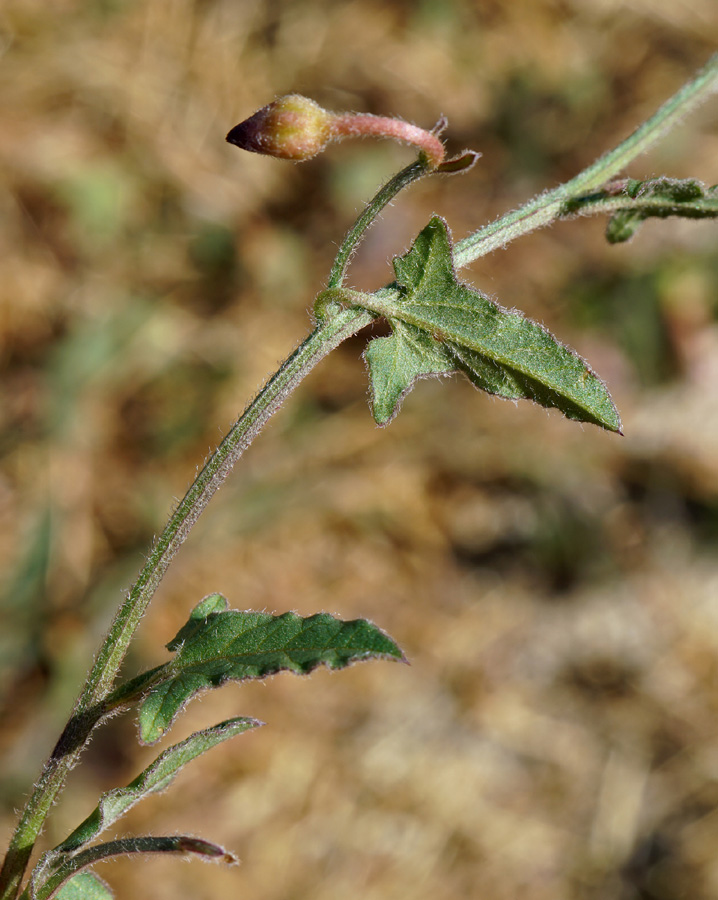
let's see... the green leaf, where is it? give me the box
[166,592,229,651]
[55,873,113,900]
[363,216,621,432]
[138,596,405,744]
[605,209,645,243]
[365,319,455,424]
[56,717,261,853]
[31,837,235,900]
[604,178,718,243]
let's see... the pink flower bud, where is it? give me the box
[227,95,462,170]
[226,95,334,161]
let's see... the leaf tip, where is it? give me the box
[176,836,238,865]
[435,149,482,175]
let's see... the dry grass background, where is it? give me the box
[2,1,718,898]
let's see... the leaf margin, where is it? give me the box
[137,599,405,744]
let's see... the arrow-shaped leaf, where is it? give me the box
[138,595,405,744]
[365,319,455,424]
[363,216,621,432]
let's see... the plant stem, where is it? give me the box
[1,141,435,899]
[77,316,373,706]
[331,113,445,168]
[328,157,434,288]
[0,306,373,900]
[453,53,718,268]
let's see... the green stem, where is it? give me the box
[328,157,434,288]
[0,307,373,900]
[562,184,718,220]
[453,53,718,268]
[1,145,434,900]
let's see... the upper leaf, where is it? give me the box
[364,216,621,432]
[138,595,405,744]
[604,177,718,243]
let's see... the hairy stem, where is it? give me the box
[0,307,373,900]
[453,53,718,267]
[328,157,435,288]
[332,113,445,168]
[561,180,718,220]
[1,140,436,898]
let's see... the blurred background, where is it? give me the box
[2,1,718,898]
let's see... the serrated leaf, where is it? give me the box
[56,717,260,853]
[138,598,405,744]
[55,873,113,900]
[449,341,620,427]
[364,216,621,432]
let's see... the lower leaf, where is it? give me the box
[56,718,261,854]
[137,596,405,744]
[55,873,113,900]
[32,837,235,900]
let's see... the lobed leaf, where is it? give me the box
[364,217,621,431]
[365,319,455,424]
[138,595,405,744]
[56,718,261,853]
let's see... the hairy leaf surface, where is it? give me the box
[55,873,113,900]
[365,319,455,424]
[138,595,404,744]
[364,217,621,431]
[33,837,234,900]
[605,177,718,243]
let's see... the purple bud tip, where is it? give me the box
[226,111,269,154]
[226,95,334,161]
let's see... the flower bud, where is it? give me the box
[226,95,335,161]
